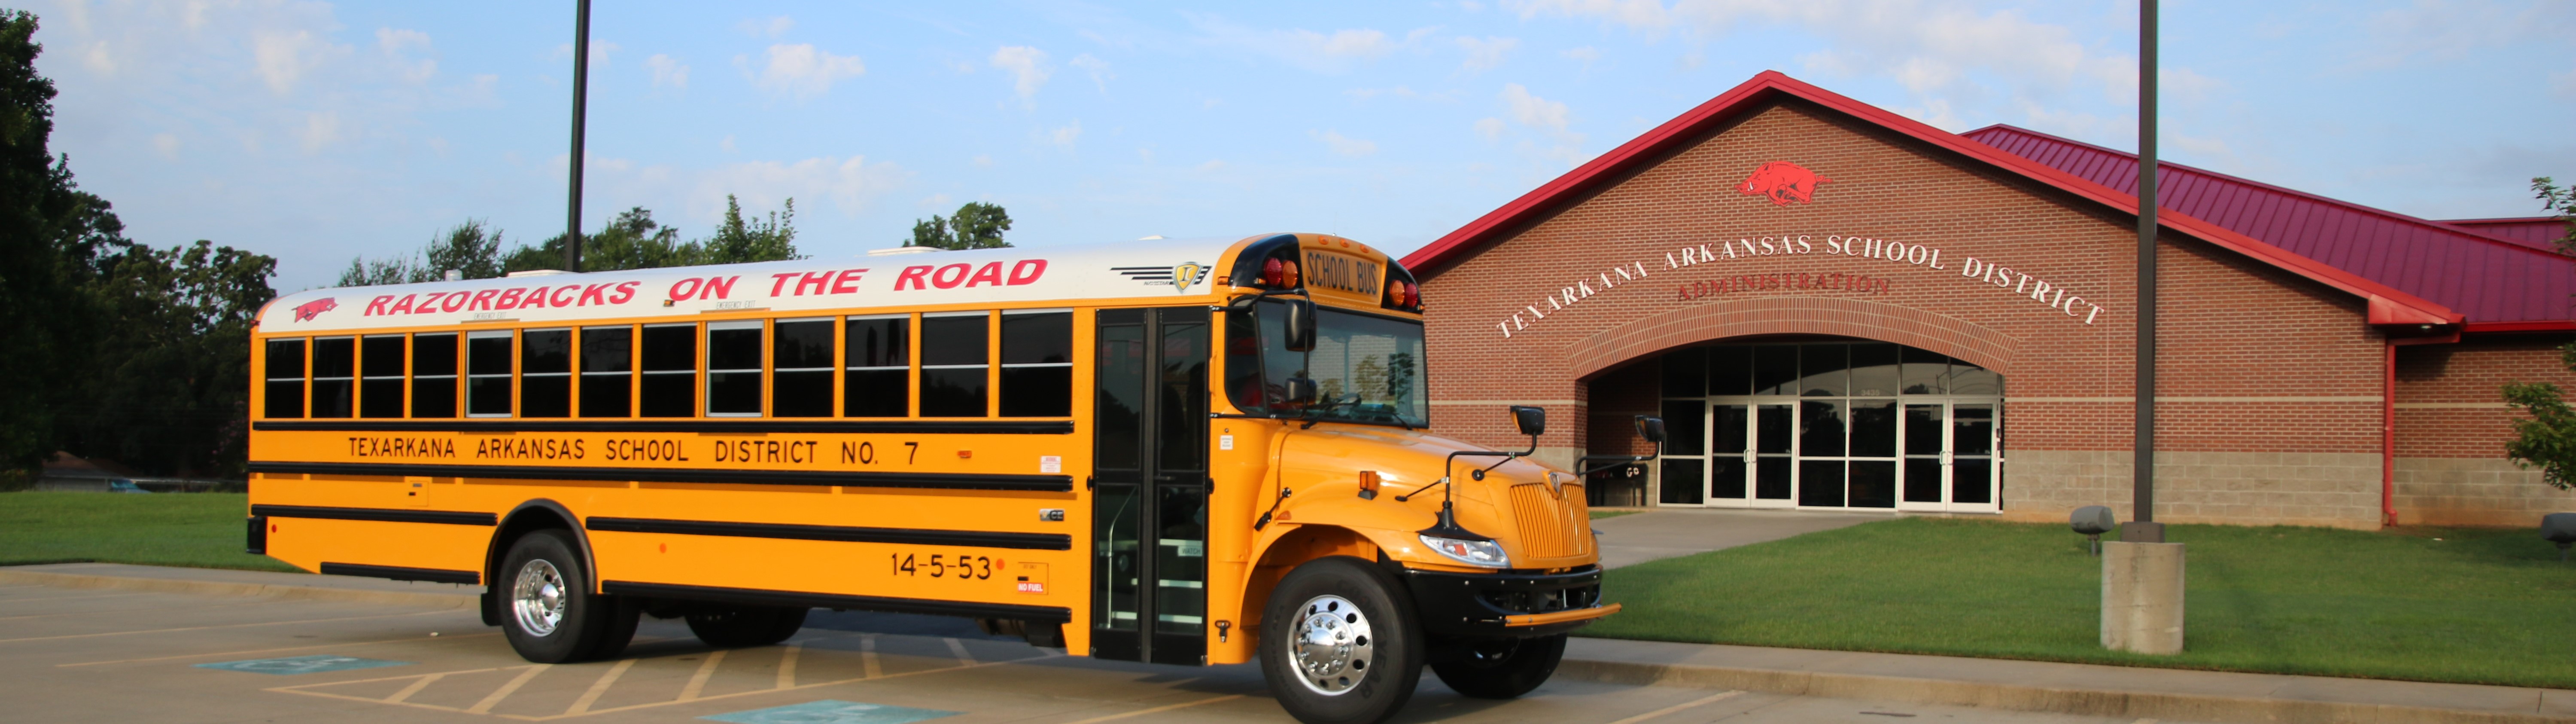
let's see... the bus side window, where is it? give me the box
[264,338,307,419]
[844,315,909,417]
[311,336,355,419]
[639,324,696,417]
[772,318,834,418]
[706,321,764,416]
[920,312,989,417]
[999,310,1073,417]
[411,333,458,418]
[1222,309,1264,414]
[465,330,514,416]
[580,327,633,418]
[359,335,407,418]
[520,329,572,418]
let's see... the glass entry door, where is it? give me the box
[1091,307,1210,666]
[1897,403,2001,513]
[1665,342,2001,512]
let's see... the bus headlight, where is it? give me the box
[1419,534,1511,568]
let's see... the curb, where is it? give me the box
[1554,658,2574,724]
[0,569,480,611]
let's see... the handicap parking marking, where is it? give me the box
[700,700,960,724]
[196,654,413,675]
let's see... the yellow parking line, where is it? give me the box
[384,672,450,704]
[678,650,726,701]
[563,657,636,715]
[859,635,882,678]
[1602,690,1744,724]
[57,632,496,667]
[0,599,270,622]
[0,609,451,643]
[776,645,800,689]
[508,650,1063,721]
[467,664,552,714]
[943,637,975,666]
[1057,694,1249,724]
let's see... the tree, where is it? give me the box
[0,10,110,474]
[905,201,1012,250]
[700,195,802,263]
[337,220,503,286]
[2502,175,2576,490]
[67,240,274,476]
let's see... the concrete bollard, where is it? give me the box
[2101,541,2184,654]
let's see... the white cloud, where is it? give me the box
[1500,83,1569,131]
[1456,36,1519,72]
[1347,86,1420,100]
[1047,120,1083,147]
[972,154,996,167]
[1195,159,1226,172]
[1460,0,1487,10]
[1070,53,1112,94]
[2555,68,2576,99]
[298,111,342,153]
[253,30,343,95]
[82,40,116,75]
[919,193,954,209]
[744,44,866,100]
[2359,0,2575,68]
[1474,117,1506,141]
[739,15,795,38]
[152,132,180,160]
[1561,46,1600,67]
[1317,130,1378,157]
[720,135,737,153]
[689,156,909,217]
[646,54,690,89]
[376,28,435,84]
[991,46,1054,107]
[1188,16,1435,73]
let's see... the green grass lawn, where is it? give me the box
[0,492,297,571]
[1584,516,2576,690]
[1590,510,1641,519]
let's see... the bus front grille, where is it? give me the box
[1509,483,1589,559]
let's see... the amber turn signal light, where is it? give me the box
[1357,470,1381,500]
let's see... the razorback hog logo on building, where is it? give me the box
[290,297,338,322]
[1736,161,1832,206]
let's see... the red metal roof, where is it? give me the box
[1963,125,2575,327]
[2438,217,2566,251]
[1403,71,2466,331]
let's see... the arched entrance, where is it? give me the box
[1654,339,2002,512]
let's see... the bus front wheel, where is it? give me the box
[498,529,635,663]
[1429,633,1566,699]
[1259,557,1424,724]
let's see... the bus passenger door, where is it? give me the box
[1091,307,1210,665]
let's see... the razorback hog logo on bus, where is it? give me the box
[290,297,338,322]
[1736,161,1832,206]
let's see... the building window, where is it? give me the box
[919,312,988,417]
[639,324,696,418]
[411,333,457,418]
[706,321,764,416]
[1660,340,2002,513]
[359,335,407,418]
[520,329,572,418]
[773,318,835,418]
[310,337,355,419]
[264,338,306,419]
[580,327,633,418]
[466,330,513,416]
[999,310,1072,417]
[844,315,909,417]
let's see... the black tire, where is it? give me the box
[686,605,808,648]
[1259,557,1425,724]
[1429,634,1566,699]
[498,529,614,663]
[583,595,643,660]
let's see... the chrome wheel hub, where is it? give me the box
[511,559,567,637]
[1288,594,1372,695]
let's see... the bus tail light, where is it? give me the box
[1357,470,1381,500]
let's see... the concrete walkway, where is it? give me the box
[1591,507,1886,568]
[4,562,2571,723]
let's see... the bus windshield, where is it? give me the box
[1226,300,1429,428]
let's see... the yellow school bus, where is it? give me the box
[245,233,1658,724]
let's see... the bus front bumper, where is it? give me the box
[1399,565,1614,639]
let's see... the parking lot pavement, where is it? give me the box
[0,581,2192,724]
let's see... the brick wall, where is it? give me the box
[1413,99,2415,528]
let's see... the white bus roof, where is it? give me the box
[259,236,1257,334]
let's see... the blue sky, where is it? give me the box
[33,0,2576,291]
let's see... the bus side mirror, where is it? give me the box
[1509,405,1545,437]
[1285,376,1318,406]
[1283,298,1317,352]
[1634,415,1667,444]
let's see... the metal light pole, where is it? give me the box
[2127,0,2161,544]
[2103,0,2182,657]
[564,0,591,273]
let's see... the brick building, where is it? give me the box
[1398,71,2576,529]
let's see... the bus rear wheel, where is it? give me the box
[1259,557,1424,724]
[686,606,808,648]
[499,529,634,663]
[1429,634,1566,699]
